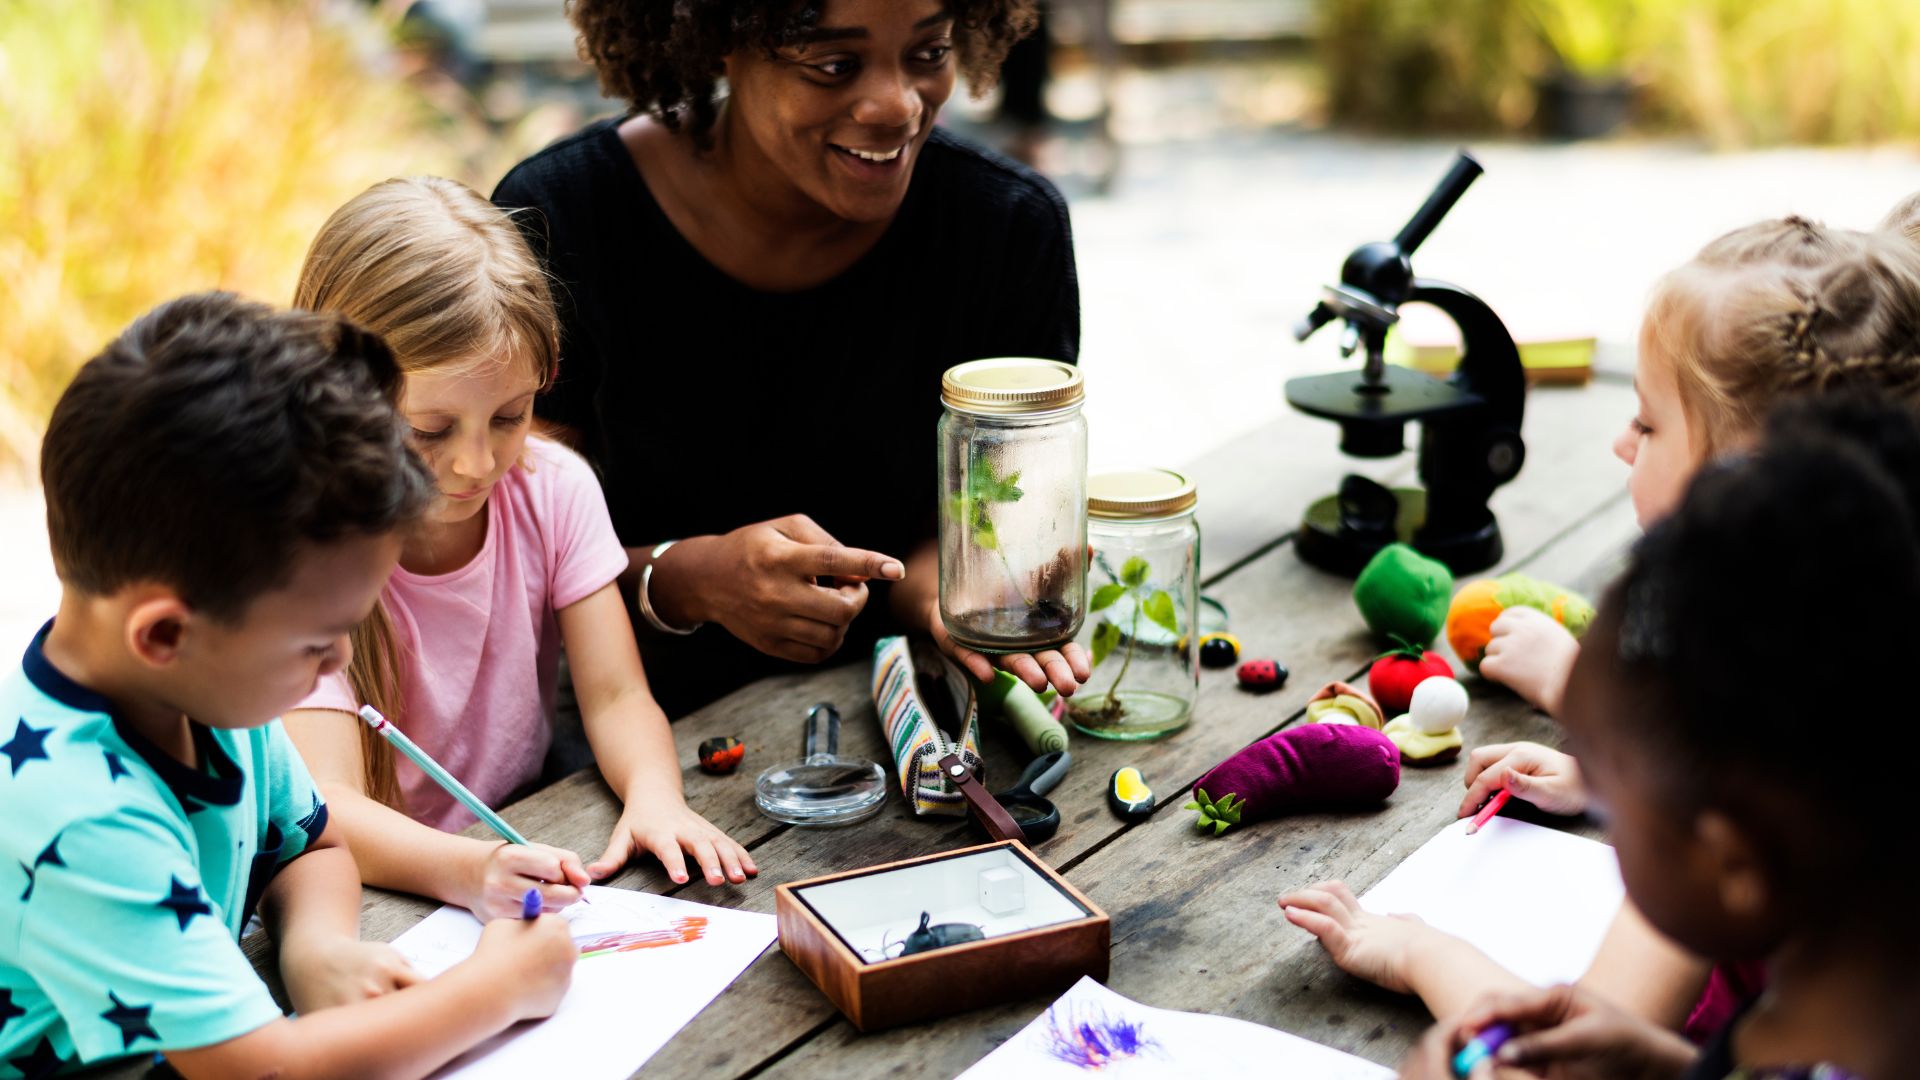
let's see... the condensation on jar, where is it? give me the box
[937,359,1088,655]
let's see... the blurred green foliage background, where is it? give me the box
[3,0,1918,471]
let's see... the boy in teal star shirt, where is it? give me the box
[0,293,575,1078]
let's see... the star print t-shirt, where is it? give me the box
[0,624,329,1071]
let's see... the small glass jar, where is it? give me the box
[1067,468,1200,740]
[937,358,1088,655]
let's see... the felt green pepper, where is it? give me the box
[1353,543,1455,649]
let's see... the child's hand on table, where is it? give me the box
[1477,607,1581,717]
[1458,743,1587,819]
[1279,880,1435,995]
[1400,984,1697,1080]
[280,939,422,1014]
[471,914,577,1021]
[469,842,590,919]
[591,794,757,887]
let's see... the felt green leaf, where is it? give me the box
[1212,819,1230,835]
[1090,583,1127,612]
[1143,590,1178,635]
[1121,556,1150,588]
[1091,620,1122,668]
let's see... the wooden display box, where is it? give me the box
[775,840,1110,1032]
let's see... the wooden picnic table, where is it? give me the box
[103,372,1637,1079]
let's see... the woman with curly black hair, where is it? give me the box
[494,0,1086,716]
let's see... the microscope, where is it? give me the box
[1286,152,1526,576]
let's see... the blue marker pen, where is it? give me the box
[1453,1023,1513,1077]
[521,886,542,920]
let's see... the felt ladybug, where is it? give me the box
[1198,632,1240,668]
[1237,658,1288,691]
[698,736,745,775]
[1366,638,1453,717]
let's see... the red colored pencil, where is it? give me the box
[1467,787,1511,835]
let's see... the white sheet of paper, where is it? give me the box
[955,976,1394,1079]
[1360,816,1625,988]
[390,885,776,1078]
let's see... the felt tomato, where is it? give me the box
[1367,642,1453,717]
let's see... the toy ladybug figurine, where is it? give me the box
[1198,632,1241,668]
[698,736,746,775]
[1237,658,1289,691]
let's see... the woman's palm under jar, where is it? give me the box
[1068,468,1200,740]
[937,359,1088,654]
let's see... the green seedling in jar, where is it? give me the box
[1071,556,1177,725]
[947,449,1078,646]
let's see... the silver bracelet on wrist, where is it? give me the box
[639,539,702,635]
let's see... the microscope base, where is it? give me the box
[1295,486,1504,577]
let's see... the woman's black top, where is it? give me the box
[493,118,1080,713]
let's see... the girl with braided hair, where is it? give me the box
[492,0,1087,716]
[1281,196,1920,1050]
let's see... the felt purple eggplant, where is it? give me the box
[1186,723,1401,835]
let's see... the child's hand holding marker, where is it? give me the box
[1399,984,1696,1079]
[465,890,576,1023]
[1458,742,1587,820]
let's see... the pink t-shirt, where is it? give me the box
[297,436,628,830]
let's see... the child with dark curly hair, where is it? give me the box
[492,0,1088,716]
[1400,394,1920,1078]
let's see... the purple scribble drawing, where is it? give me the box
[1038,1001,1161,1069]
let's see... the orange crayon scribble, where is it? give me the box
[576,916,709,958]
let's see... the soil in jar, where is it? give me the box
[945,544,1084,653]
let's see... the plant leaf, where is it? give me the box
[1091,620,1121,668]
[1121,556,1150,588]
[1090,583,1127,612]
[1143,590,1178,635]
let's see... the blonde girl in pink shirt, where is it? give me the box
[286,177,754,920]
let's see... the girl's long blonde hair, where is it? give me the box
[1645,197,1920,459]
[294,176,559,808]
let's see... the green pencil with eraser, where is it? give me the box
[359,704,530,843]
[358,704,589,904]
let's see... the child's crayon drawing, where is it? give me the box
[1038,1001,1160,1070]
[575,916,709,959]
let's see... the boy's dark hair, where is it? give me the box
[1595,391,1920,918]
[41,292,436,621]
[568,0,1039,146]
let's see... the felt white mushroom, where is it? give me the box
[1382,675,1467,763]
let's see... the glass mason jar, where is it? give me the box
[1066,468,1200,740]
[937,358,1088,655]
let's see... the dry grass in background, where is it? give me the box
[0,0,573,475]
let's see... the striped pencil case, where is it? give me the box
[872,635,984,817]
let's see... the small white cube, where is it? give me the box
[977,866,1025,916]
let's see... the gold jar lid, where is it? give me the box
[1088,468,1198,520]
[941,358,1084,415]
